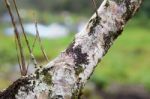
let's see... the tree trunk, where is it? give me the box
[0,0,143,99]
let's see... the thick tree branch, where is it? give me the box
[0,0,143,99]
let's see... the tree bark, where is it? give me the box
[0,0,143,99]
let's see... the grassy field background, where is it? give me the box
[0,17,150,92]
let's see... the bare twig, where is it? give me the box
[14,36,22,75]
[31,32,38,52]
[91,0,99,16]
[27,19,50,71]
[5,0,27,76]
[12,0,38,67]
[30,13,38,53]
[27,31,38,69]
[35,21,49,62]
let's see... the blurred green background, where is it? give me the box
[0,0,150,99]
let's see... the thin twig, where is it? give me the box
[14,36,22,75]
[35,21,49,62]
[26,32,38,69]
[91,0,99,16]
[12,0,38,67]
[31,13,38,52]
[31,32,38,52]
[5,0,27,76]
[30,13,49,62]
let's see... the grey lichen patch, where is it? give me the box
[122,0,136,21]
[88,16,101,36]
[66,42,89,66]
[113,0,138,22]
[74,65,84,76]
[123,0,132,21]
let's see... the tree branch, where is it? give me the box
[0,0,143,99]
[4,0,27,76]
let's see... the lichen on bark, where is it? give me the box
[0,0,143,98]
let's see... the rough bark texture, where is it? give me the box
[0,0,143,99]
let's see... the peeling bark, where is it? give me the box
[0,0,143,99]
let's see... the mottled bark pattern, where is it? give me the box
[0,77,33,99]
[0,0,143,99]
